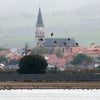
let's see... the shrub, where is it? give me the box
[17,55,48,74]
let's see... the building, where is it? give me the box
[35,8,45,47]
[35,8,78,49]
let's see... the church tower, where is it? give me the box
[35,8,45,47]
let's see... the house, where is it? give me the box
[43,54,66,71]
[0,63,5,69]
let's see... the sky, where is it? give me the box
[0,0,100,16]
[0,0,100,48]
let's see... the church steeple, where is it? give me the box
[36,8,44,27]
[35,8,45,47]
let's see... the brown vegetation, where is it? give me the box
[0,82,100,89]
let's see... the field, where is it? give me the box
[0,82,100,89]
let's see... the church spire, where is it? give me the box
[35,8,45,47]
[36,8,44,27]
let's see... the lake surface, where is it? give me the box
[0,89,100,100]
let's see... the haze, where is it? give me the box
[0,0,100,48]
[0,0,99,15]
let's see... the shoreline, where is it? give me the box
[0,81,100,89]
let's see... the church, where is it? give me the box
[35,8,79,49]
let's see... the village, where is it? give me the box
[0,1,100,92]
[0,8,100,73]
[0,44,100,73]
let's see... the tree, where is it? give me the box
[54,47,63,57]
[0,56,8,65]
[17,55,48,74]
[0,47,7,51]
[71,53,93,65]
[96,56,100,60]
[8,59,20,65]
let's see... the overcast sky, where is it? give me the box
[0,0,100,48]
[0,0,100,16]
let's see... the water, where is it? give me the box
[0,89,100,100]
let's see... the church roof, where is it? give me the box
[44,38,79,48]
[36,8,44,27]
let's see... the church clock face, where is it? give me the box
[38,27,44,34]
[39,27,42,31]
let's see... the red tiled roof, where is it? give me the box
[8,55,21,60]
[43,54,57,60]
